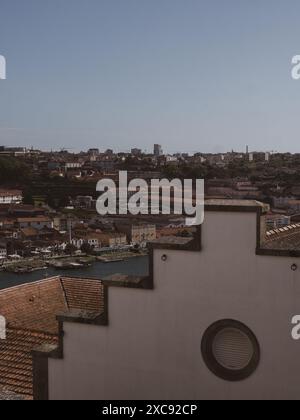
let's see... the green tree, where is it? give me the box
[0,157,32,184]
[81,242,94,255]
[65,244,77,255]
[23,191,34,205]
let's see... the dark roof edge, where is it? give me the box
[149,226,202,252]
[256,248,300,258]
[56,310,106,326]
[204,202,269,214]
[102,275,153,290]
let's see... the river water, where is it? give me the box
[0,256,149,290]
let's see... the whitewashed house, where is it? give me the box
[0,189,22,204]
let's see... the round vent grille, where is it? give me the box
[201,320,260,381]
[212,328,254,371]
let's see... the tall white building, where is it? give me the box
[154,144,163,157]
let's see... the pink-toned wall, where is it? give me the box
[48,211,300,400]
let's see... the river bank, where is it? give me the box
[1,250,148,274]
[0,255,149,290]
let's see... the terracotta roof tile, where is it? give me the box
[0,276,105,398]
[0,328,57,398]
[61,277,105,314]
[0,277,67,334]
[16,216,51,223]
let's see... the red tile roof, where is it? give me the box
[0,328,57,398]
[16,216,51,223]
[0,276,104,398]
[61,277,105,313]
[0,190,22,197]
[0,277,67,334]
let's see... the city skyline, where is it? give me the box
[1,1,300,153]
[0,143,283,155]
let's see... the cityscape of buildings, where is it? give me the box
[0,143,300,399]
[0,143,299,262]
[3,0,300,403]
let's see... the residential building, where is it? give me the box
[265,213,291,229]
[97,233,127,248]
[248,152,266,162]
[131,148,142,156]
[65,162,82,170]
[32,200,300,400]
[235,182,258,192]
[157,226,193,239]
[71,232,127,250]
[264,223,300,249]
[0,147,27,156]
[0,247,7,259]
[288,200,300,213]
[16,216,53,231]
[47,162,61,171]
[53,216,79,232]
[165,155,178,163]
[116,223,156,246]
[2,200,300,399]
[88,148,100,156]
[0,190,22,204]
[74,196,95,209]
[105,149,114,156]
[71,237,98,249]
[273,196,295,209]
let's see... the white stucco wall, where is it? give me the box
[48,211,300,400]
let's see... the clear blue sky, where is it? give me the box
[0,0,300,153]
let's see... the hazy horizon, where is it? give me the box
[1,0,300,153]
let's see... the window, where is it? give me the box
[201,320,260,381]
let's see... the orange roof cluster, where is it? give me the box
[0,190,22,197]
[16,216,51,224]
[0,276,105,398]
[0,328,57,398]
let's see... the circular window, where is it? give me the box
[201,320,260,381]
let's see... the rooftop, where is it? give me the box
[205,199,269,213]
[0,276,105,398]
[17,216,51,223]
[0,190,22,196]
[0,328,57,398]
[0,198,299,399]
[20,227,40,238]
[264,224,300,251]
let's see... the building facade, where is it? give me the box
[154,144,163,157]
[31,200,300,400]
[116,223,156,247]
[16,216,53,231]
[0,190,22,204]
